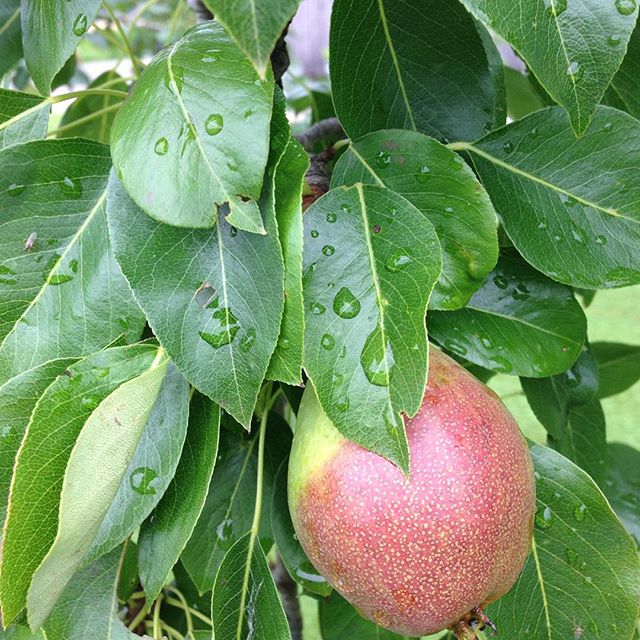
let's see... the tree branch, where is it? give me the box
[294,117,345,152]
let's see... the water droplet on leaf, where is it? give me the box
[72,13,88,36]
[130,466,159,495]
[615,0,637,15]
[333,287,361,319]
[535,505,554,529]
[361,325,394,386]
[205,113,224,136]
[385,251,412,273]
[322,245,335,256]
[154,137,169,155]
[310,302,326,315]
[198,307,239,348]
[320,334,335,350]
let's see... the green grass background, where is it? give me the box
[300,286,640,640]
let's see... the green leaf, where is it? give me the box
[42,545,137,640]
[488,443,640,640]
[331,129,498,310]
[26,354,189,628]
[429,254,586,377]
[504,67,549,120]
[461,0,639,135]
[456,106,640,289]
[0,1,22,78]
[57,71,126,143]
[0,628,43,640]
[604,21,640,118]
[270,460,331,596]
[319,592,409,640]
[211,532,291,640]
[110,21,274,232]
[591,341,640,398]
[0,89,48,150]
[521,348,599,437]
[138,391,220,603]
[549,399,608,486]
[202,0,301,78]
[266,137,308,384]
[0,138,145,385]
[0,343,160,625]
[303,184,441,472]
[603,443,640,545]
[180,414,290,593]
[330,0,505,143]
[21,0,102,95]
[0,358,77,543]
[108,88,286,426]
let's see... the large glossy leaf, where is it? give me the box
[180,415,290,594]
[330,0,505,143]
[270,460,331,596]
[26,354,189,628]
[21,0,102,95]
[489,443,640,640]
[42,545,137,640]
[319,592,410,640]
[454,106,640,289]
[202,0,300,78]
[303,184,441,472]
[266,137,308,384]
[0,344,160,625]
[521,348,599,437]
[211,532,291,640]
[138,392,220,603]
[429,254,586,377]
[604,22,640,119]
[109,90,287,425]
[604,443,640,546]
[331,129,498,310]
[0,358,76,542]
[0,138,145,385]
[461,0,639,135]
[0,89,48,150]
[591,341,640,398]
[0,1,22,78]
[58,71,127,144]
[110,21,274,232]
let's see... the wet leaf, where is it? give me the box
[0,89,48,150]
[0,344,161,625]
[330,0,505,142]
[0,138,145,385]
[332,129,498,310]
[591,341,640,398]
[459,106,640,289]
[429,254,586,377]
[0,1,22,78]
[138,392,220,603]
[111,22,273,232]
[604,21,640,119]
[462,0,639,134]
[303,184,442,472]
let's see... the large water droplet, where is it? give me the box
[512,283,530,300]
[198,307,240,348]
[310,301,326,316]
[608,33,622,46]
[7,183,26,197]
[205,113,224,136]
[154,137,169,155]
[216,518,234,550]
[322,245,335,256]
[60,176,82,199]
[385,251,412,273]
[566,61,584,81]
[320,333,335,350]
[360,325,394,386]
[415,165,431,183]
[493,274,509,289]
[333,287,361,319]
[535,505,554,529]
[130,466,159,495]
[240,328,256,352]
[310,229,319,238]
[326,212,337,223]
[375,150,391,167]
[444,339,467,357]
[616,0,637,15]
[72,13,88,36]
[573,503,587,521]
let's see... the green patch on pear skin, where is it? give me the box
[288,382,346,511]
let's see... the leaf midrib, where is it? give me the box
[450,142,635,222]
[0,188,108,356]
